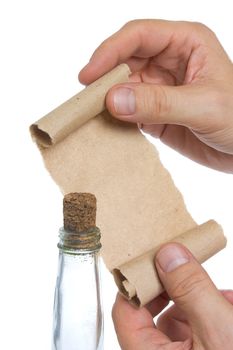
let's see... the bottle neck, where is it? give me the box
[53,234,103,350]
[58,226,101,254]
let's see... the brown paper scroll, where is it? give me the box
[30,64,131,147]
[30,64,226,307]
[113,220,226,306]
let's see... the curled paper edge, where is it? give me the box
[30,64,131,147]
[113,220,227,307]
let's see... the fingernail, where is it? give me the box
[156,244,190,272]
[113,88,136,115]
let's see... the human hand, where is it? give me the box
[79,20,233,173]
[112,243,233,350]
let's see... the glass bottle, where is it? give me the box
[52,193,104,350]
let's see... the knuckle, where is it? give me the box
[129,19,141,26]
[191,21,217,41]
[98,38,111,52]
[123,19,141,29]
[169,270,209,305]
[123,19,154,34]
[145,86,172,122]
[192,21,210,32]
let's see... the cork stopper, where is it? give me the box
[63,193,96,233]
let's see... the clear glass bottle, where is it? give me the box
[52,193,104,350]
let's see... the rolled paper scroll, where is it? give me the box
[113,220,226,307]
[30,64,131,147]
[30,64,227,307]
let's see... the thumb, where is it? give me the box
[106,82,214,128]
[155,243,233,342]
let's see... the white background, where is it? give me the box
[0,0,232,349]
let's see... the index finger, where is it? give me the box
[78,19,190,84]
[112,293,171,350]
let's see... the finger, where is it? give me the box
[105,82,221,131]
[157,304,192,342]
[112,294,172,350]
[157,289,233,342]
[146,291,170,317]
[79,19,193,84]
[155,243,233,344]
[140,124,233,173]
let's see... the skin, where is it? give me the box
[112,289,233,350]
[111,244,233,350]
[79,19,233,173]
[79,20,233,349]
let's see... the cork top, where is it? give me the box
[63,193,96,233]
